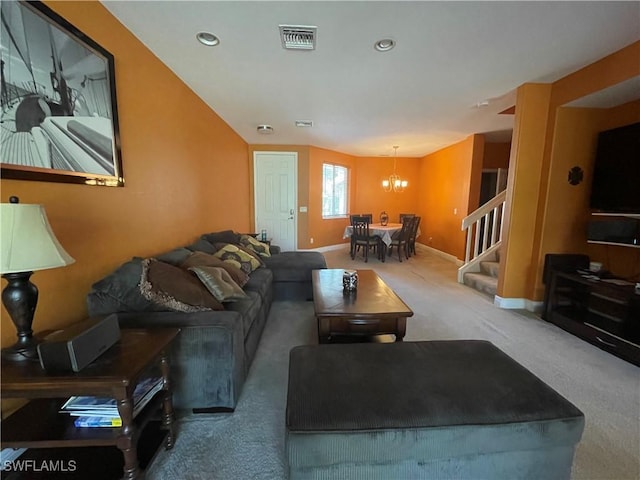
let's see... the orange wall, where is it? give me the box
[500,41,640,301]
[308,147,359,248]
[498,83,553,299]
[354,156,421,225]
[1,1,250,347]
[417,135,484,259]
[483,142,511,170]
[247,146,422,249]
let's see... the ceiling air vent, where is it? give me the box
[279,25,317,50]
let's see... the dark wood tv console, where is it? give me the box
[544,271,640,366]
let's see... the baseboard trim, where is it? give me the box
[417,243,464,266]
[494,295,544,313]
[305,243,349,253]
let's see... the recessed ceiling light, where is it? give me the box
[257,125,274,134]
[196,32,220,47]
[374,38,395,52]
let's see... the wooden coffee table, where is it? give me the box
[312,269,414,343]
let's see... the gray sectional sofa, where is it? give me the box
[86,230,326,412]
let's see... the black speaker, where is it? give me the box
[587,218,640,246]
[37,315,120,372]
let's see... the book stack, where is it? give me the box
[61,377,164,428]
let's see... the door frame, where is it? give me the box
[253,151,298,250]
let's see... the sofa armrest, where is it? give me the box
[269,245,281,255]
[115,310,242,328]
[113,311,245,411]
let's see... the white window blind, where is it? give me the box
[322,163,348,218]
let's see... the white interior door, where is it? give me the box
[254,152,297,251]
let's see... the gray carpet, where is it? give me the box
[146,245,640,480]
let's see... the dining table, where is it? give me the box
[343,222,413,247]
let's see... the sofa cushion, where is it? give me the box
[201,230,241,246]
[87,257,167,315]
[185,238,218,255]
[189,266,248,303]
[239,234,271,257]
[263,251,327,282]
[181,251,249,287]
[214,244,262,274]
[140,258,224,312]
[244,267,273,301]
[155,247,193,266]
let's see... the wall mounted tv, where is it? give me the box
[589,121,640,214]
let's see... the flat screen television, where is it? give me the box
[589,122,640,214]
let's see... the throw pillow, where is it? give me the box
[180,251,249,287]
[139,258,224,312]
[188,266,248,303]
[201,230,241,246]
[213,244,262,274]
[239,234,271,257]
[214,242,265,268]
[185,238,217,255]
[235,244,267,268]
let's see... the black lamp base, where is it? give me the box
[2,271,40,363]
[1,341,40,362]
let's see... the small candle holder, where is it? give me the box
[343,270,358,292]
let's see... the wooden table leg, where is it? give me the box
[116,396,140,480]
[317,317,330,344]
[160,350,175,450]
[395,317,407,342]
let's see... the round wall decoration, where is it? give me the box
[568,166,584,186]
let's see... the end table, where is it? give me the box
[1,328,179,480]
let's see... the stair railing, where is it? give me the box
[458,191,506,282]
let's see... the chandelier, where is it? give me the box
[382,146,408,193]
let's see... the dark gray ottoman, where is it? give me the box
[286,341,584,479]
[263,251,326,301]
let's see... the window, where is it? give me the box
[322,163,348,218]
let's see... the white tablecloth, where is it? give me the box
[343,223,409,246]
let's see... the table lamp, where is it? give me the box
[1,196,75,361]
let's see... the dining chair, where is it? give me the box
[408,216,421,257]
[399,213,415,224]
[387,216,413,262]
[361,214,377,256]
[350,215,379,262]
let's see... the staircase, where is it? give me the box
[458,190,506,298]
[462,248,500,296]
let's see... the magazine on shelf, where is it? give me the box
[73,416,123,428]
[61,377,163,426]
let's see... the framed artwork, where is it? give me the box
[0,0,124,186]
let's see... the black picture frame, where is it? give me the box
[0,0,124,187]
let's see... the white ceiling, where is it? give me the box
[102,1,640,157]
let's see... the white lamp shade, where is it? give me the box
[1,203,75,274]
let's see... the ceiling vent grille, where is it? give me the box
[279,25,317,50]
